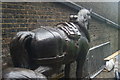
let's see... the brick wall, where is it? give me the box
[89,19,118,53]
[2,2,118,69]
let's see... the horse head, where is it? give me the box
[70,9,92,29]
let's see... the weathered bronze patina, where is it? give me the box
[3,9,91,79]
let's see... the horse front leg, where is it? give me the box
[76,55,86,80]
[65,63,71,79]
[76,38,90,80]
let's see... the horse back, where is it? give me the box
[30,28,65,62]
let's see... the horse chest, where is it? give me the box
[64,40,80,62]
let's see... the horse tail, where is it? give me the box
[10,31,34,69]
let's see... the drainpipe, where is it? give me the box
[60,2,120,29]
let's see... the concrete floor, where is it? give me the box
[95,54,120,79]
[95,70,115,79]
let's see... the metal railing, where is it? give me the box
[83,42,111,78]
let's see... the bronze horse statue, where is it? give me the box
[3,9,91,79]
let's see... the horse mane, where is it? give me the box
[73,22,90,42]
[56,21,90,42]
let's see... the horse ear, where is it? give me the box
[89,8,92,13]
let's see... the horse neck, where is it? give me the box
[74,22,90,42]
[77,16,89,30]
[84,21,89,29]
[77,15,84,22]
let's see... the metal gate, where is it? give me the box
[83,42,111,78]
